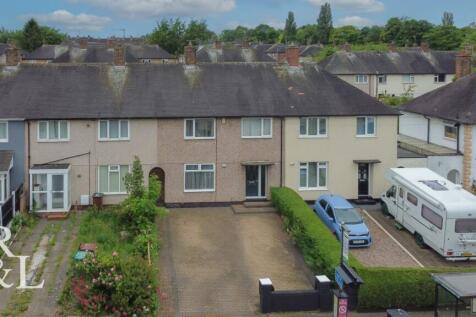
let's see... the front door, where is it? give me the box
[245,165,266,199]
[358,163,369,197]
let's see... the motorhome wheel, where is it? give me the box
[414,232,426,248]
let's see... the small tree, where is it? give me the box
[124,156,145,199]
[21,19,43,52]
[284,11,297,43]
[442,12,454,27]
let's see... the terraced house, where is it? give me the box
[0,45,398,213]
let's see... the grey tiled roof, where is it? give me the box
[22,45,69,60]
[196,46,275,63]
[0,63,398,120]
[319,50,457,75]
[400,74,476,124]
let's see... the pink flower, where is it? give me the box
[112,251,118,257]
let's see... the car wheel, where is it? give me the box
[414,232,426,248]
[381,202,390,216]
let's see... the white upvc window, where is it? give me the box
[402,74,415,84]
[184,163,215,192]
[355,74,368,84]
[98,165,130,194]
[38,120,69,142]
[0,173,9,203]
[299,117,327,137]
[98,120,129,141]
[241,118,272,138]
[299,162,327,190]
[378,75,387,84]
[0,121,8,142]
[444,123,457,140]
[356,116,376,137]
[184,118,215,139]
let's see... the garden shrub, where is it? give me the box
[271,187,476,311]
[71,253,157,316]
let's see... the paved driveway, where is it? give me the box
[158,207,314,317]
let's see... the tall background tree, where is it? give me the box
[442,11,454,27]
[283,11,297,43]
[21,19,44,51]
[316,3,333,44]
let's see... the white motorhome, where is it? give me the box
[381,168,476,261]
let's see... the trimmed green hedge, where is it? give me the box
[271,187,476,310]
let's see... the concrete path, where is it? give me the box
[159,207,314,317]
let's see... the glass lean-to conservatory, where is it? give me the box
[29,164,71,212]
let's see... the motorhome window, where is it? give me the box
[455,219,476,233]
[399,187,404,198]
[421,205,443,229]
[319,200,328,210]
[419,180,448,191]
[407,192,418,206]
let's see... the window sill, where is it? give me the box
[0,140,8,143]
[98,138,130,142]
[443,137,457,142]
[356,135,376,138]
[298,135,328,139]
[184,137,216,140]
[355,83,368,85]
[241,136,273,139]
[184,189,215,193]
[101,192,127,195]
[37,139,70,143]
[299,187,328,191]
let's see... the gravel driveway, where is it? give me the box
[158,207,314,317]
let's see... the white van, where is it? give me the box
[381,168,476,261]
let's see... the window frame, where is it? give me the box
[402,74,415,84]
[407,192,418,206]
[355,74,368,84]
[356,116,376,137]
[183,163,216,193]
[97,164,130,195]
[421,204,443,230]
[98,120,130,141]
[444,123,457,141]
[299,161,328,191]
[0,121,8,143]
[378,74,387,85]
[241,118,273,139]
[299,117,328,138]
[184,118,216,140]
[37,120,70,142]
[434,74,446,83]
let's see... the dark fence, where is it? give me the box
[259,275,332,314]
[1,184,22,227]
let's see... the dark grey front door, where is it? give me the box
[246,165,266,198]
[358,163,369,197]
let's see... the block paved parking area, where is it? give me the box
[158,207,315,317]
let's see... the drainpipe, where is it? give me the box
[456,123,461,154]
[425,116,430,144]
[280,117,284,187]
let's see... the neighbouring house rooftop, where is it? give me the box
[0,63,398,120]
[0,151,13,172]
[400,74,476,124]
[22,45,69,60]
[398,134,460,156]
[196,45,275,63]
[319,50,457,75]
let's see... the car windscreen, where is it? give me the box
[334,208,363,224]
[455,219,476,233]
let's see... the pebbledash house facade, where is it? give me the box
[0,45,398,212]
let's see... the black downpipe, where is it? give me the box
[456,123,461,154]
[280,117,283,187]
[426,117,431,144]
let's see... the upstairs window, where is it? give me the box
[356,116,376,137]
[434,74,446,83]
[99,120,129,141]
[184,119,215,139]
[378,75,387,84]
[444,124,457,140]
[0,121,7,142]
[402,74,415,84]
[241,118,272,138]
[38,121,69,142]
[299,117,327,137]
[355,74,368,84]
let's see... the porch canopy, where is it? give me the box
[30,163,70,171]
[0,151,13,172]
[432,272,476,299]
[241,161,275,166]
[353,159,381,164]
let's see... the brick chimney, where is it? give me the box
[106,39,115,49]
[214,40,223,49]
[79,39,88,49]
[456,49,472,80]
[420,42,430,53]
[184,43,196,65]
[463,124,473,190]
[114,44,125,66]
[286,45,300,67]
[5,47,21,66]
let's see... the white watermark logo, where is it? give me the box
[0,226,44,289]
